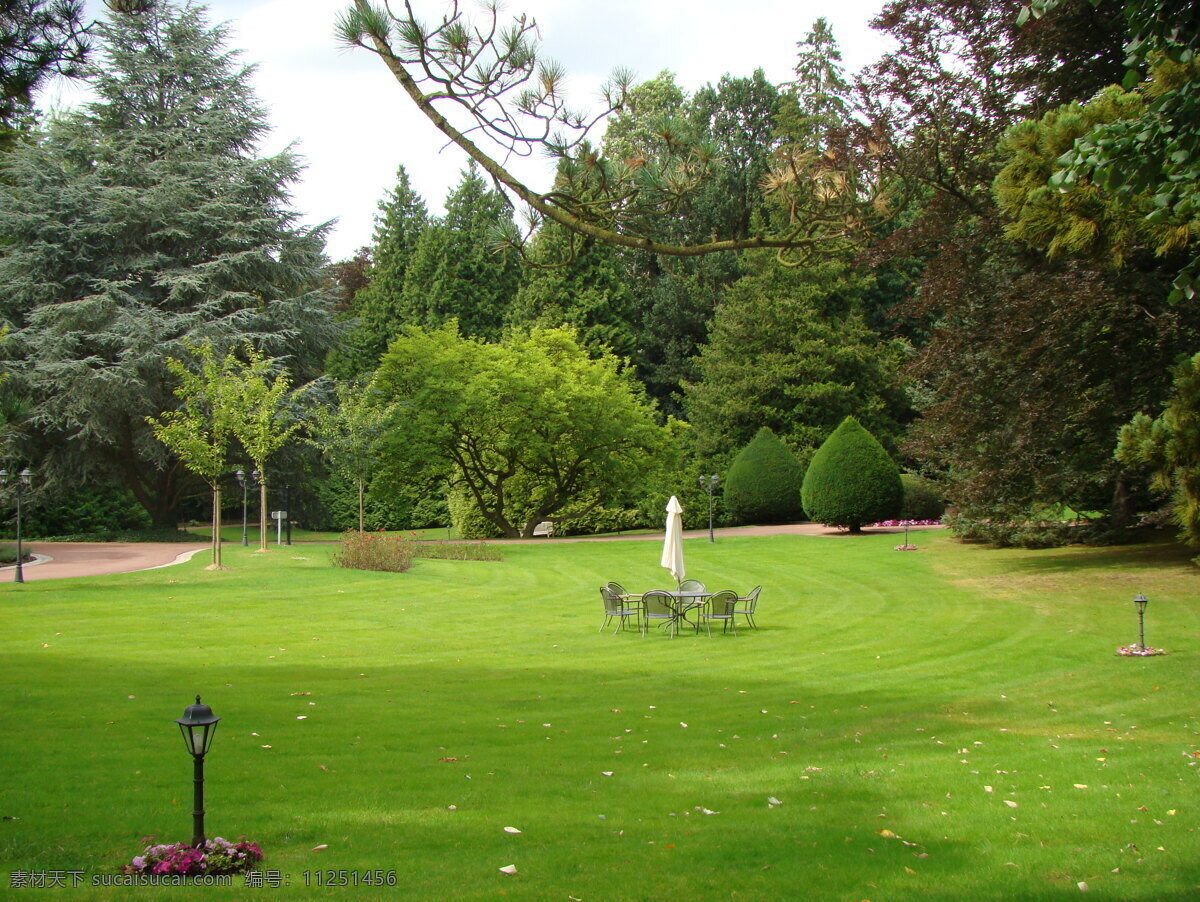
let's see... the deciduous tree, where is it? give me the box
[373,322,674,537]
[147,343,239,568]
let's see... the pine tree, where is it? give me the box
[330,165,428,378]
[776,18,851,150]
[398,163,521,340]
[0,1,338,526]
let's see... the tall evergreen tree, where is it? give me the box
[0,1,338,526]
[777,18,852,151]
[397,163,521,341]
[684,255,909,463]
[506,220,641,361]
[329,165,428,378]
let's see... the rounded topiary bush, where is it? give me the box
[900,474,946,521]
[723,427,806,524]
[801,417,903,532]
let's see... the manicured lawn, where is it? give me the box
[1,531,1198,900]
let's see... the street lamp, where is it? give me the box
[1132,593,1149,650]
[175,695,220,848]
[234,470,253,547]
[1,468,33,583]
[698,474,719,543]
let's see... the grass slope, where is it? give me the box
[1,531,1198,900]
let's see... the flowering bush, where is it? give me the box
[332,530,503,571]
[122,837,263,876]
[332,530,417,572]
[1116,644,1167,657]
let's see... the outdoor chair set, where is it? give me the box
[599,581,761,637]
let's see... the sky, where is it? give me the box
[46,0,895,261]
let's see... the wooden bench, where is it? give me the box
[532,521,555,538]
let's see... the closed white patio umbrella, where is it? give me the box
[661,495,685,586]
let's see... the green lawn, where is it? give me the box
[1,531,1198,900]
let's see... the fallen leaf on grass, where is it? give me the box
[504,826,522,834]
[877,829,897,838]
[499,865,517,875]
[768,797,783,807]
[311,844,328,851]
[1004,800,1019,808]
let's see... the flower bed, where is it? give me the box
[122,837,262,876]
[1116,644,1167,657]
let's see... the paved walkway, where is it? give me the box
[2,523,940,582]
[2,542,210,582]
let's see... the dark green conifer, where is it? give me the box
[801,417,902,532]
[723,427,806,525]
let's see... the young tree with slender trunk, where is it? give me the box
[229,347,301,552]
[147,343,238,569]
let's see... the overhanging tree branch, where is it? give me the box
[337,0,891,258]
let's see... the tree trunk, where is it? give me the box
[1109,476,1134,531]
[259,479,269,552]
[207,486,225,570]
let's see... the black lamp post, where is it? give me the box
[234,470,251,547]
[175,695,220,848]
[699,474,719,543]
[1133,593,1149,650]
[1,468,33,583]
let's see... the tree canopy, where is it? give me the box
[0,0,338,526]
[372,322,675,538]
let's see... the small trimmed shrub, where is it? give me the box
[900,474,946,521]
[724,427,806,524]
[802,417,903,532]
